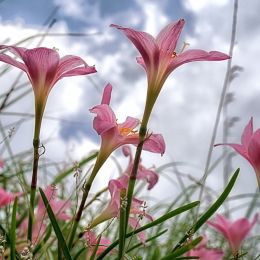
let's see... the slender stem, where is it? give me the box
[27,100,45,242]
[196,0,239,214]
[119,92,156,257]
[68,151,107,249]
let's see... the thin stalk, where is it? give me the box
[67,151,108,249]
[27,101,45,242]
[119,92,157,257]
[196,0,239,215]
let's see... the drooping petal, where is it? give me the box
[0,53,27,72]
[156,19,185,57]
[137,166,159,190]
[0,45,27,59]
[143,133,166,155]
[241,117,253,147]
[101,83,113,105]
[90,104,117,135]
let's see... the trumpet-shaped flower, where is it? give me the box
[90,83,165,158]
[89,176,152,243]
[111,20,230,119]
[0,45,96,127]
[207,214,259,256]
[215,117,260,188]
[122,145,159,190]
[0,188,20,207]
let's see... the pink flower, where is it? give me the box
[111,20,230,108]
[37,186,71,221]
[207,214,259,256]
[0,45,96,103]
[0,188,20,207]
[19,186,71,243]
[90,83,165,158]
[0,158,4,168]
[186,237,224,260]
[89,176,152,243]
[85,230,111,258]
[215,117,260,188]
[122,145,159,190]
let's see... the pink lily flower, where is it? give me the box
[111,20,230,119]
[0,45,96,126]
[85,230,111,259]
[89,176,152,243]
[19,186,71,243]
[90,83,166,159]
[186,237,224,260]
[216,117,260,188]
[122,145,159,190]
[0,188,20,207]
[207,214,259,256]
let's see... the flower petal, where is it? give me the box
[241,117,253,147]
[101,83,113,105]
[111,24,159,73]
[156,19,185,56]
[90,104,117,135]
[143,133,166,155]
[0,47,28,72]
[248,129,260,178]
[168,49,230,73]
[22,47,60,90]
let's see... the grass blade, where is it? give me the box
[97,201,200,259]
[172,168,239,252]
[39,188,72,260]
[10,197,18,260]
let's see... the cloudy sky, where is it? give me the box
[1,0,260,216]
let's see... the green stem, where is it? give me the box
[119,91,157,256]
[68,151,108,249]
[27,100,45,242]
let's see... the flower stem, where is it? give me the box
[119,93,156,256]
[27,101,44,242]
[68,152,107,249]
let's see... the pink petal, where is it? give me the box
[137,166,159,190]
[168,49,230,73]
[143,133,166,155]
[0,45,27,71]
[101,83,112,105]
[241,117,253,147]
[90,104,117,135]
[156,19,185,57]
[122,145,132,157]
[228,218,254,253]
[111,24,159,72]
[56,66,96,79]
[215,143,250,162]
[248,129,260,174]
[118,116,140,133]
[22,47,60,89]
[128,217,146,243]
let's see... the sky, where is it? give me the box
[1,0,260,217]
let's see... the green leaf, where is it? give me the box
[172,168,239,252]
[97,201,200,259]
[126,229,168,254]
[89,234,101,260]
[10,197,18,260]
[162,236,203,259]
[39,188,72,260]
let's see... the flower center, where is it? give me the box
[172,42,190,58]
[119,127,137,136]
